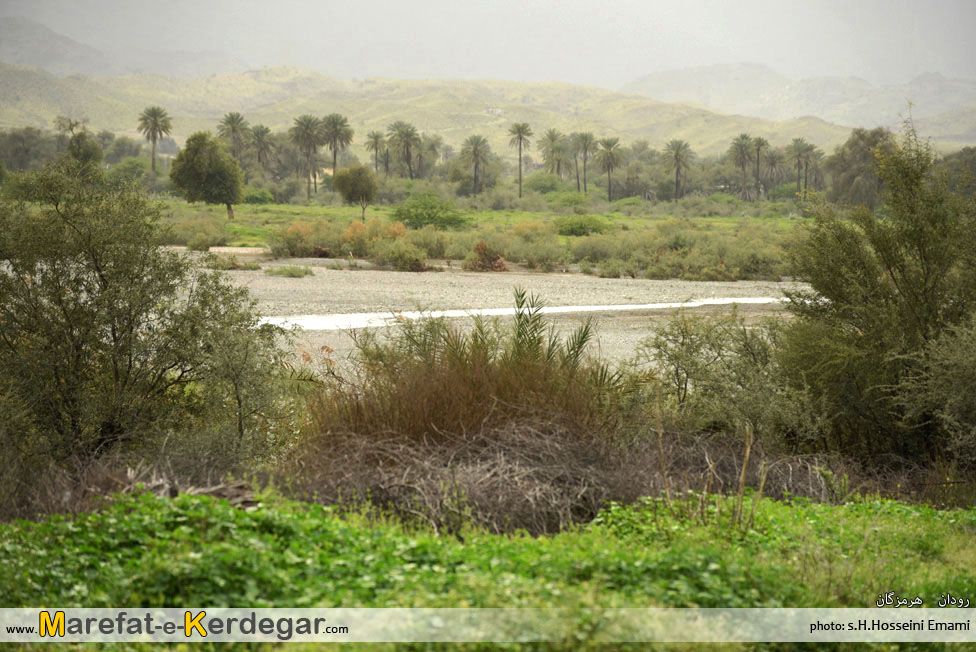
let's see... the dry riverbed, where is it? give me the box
[218,256,803,364]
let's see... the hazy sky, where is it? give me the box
[3,0,975,86]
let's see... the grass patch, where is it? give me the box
[264,265,314,278]
[2,491,973,611]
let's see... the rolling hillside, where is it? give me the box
[0,63,855,159]
[622,63,976,130]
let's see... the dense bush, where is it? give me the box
[394,191,465,229]
[781,126,976,463]
[0,160,291,518]
[243,186,274,204]
[371,238,427,271]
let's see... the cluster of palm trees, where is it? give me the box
[727,132,823,200]
[137,103,828,205]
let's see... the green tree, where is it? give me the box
[365,131,385,175]
[0,159,284,466]
[824,127,894,209]
[418,133,443,179]
[508,122,533,198]
[781,125,976,461]
[753,136,769,197]
[665,139,694,201]
[394,192,464,229]
[66,131,103,166]
[539,128,567,179]
[218,112,251,163]
[170,132,243,220]
[461,135,492,195]
[787,138,814,197]
[595,137,622,202]
[729,133,754,201]
[763,148,787,188]
[575,132,597,194]
[137,106,172,173]
[387,121,421,179]
[333,164,379,221]
[251,125,274,172]
[289,114,322,201]
[321,113,354,177]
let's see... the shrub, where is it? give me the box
[554,213,609,236]
[405,225,447,258]
[394,191,465,229]
[264,265,314,277]
[0,161,289,515]
[462,240,507,271]
[523,172,565,194]
[371,239,427,272]
[243,186,274,204]
[781,126,976,463]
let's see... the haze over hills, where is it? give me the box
[621,63,976,129]
[2,15,975,158]
[0,61,857,158]
[0,16,248,78]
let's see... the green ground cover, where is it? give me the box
[4,493,973,610]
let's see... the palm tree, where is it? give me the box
[803,146,825,199]
[595,137,622,202]
[508,122,533,198]
[365,131,385,174]
[290,114,322,201]
[753,136,769,198]
[137,106,172,173]
[251,125,274,172]
[788,138,813,198]
[763,149,787,189]
[418,133,443,179]
[729,133,754,201]
[387,121,421,179]
[461,135,491,195]
[664,139,694,201]
[539,128,567,178]
[321,113,354,177]
[218,112,251,162]
[575,132,596,194]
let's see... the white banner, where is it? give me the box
[1,608,974,643]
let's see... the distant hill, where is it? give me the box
[621,64,976,128]
[0,63,856,159]
[0,16,248,78]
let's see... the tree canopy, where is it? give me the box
[169,131,243,220]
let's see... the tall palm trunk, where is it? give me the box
[583,155,588,193]
[755,145,762,198]
[607,169,612,202]
[674,168,680,202]
[574,155,581,192]
[305,154,312,201]
[150,138,157,173]
[517,142,523,198]
[803,160,809,200]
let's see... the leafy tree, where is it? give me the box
[0,159,285,466]
[66,131,103,166]
[461,135,491,195]
[251,125,274,172]
[387,121,421,179]
[106,137,142,164]
[289,115,322,201]
[729,133,754,200]
[508,122,533,198]
[763,148,787,188]
[665,139,694,201]
[0,127,58,171]
[333,164,379,221]
[595,137,622,202]
[321,113,354,177]
[781,125,976,462]
[824,127,894,209]
[96,130,115,150]
[365,131,385,175]
[939,146,976,197]
[170,132,243,220]
[138,106,173,173]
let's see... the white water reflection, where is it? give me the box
[261,297,785,331]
